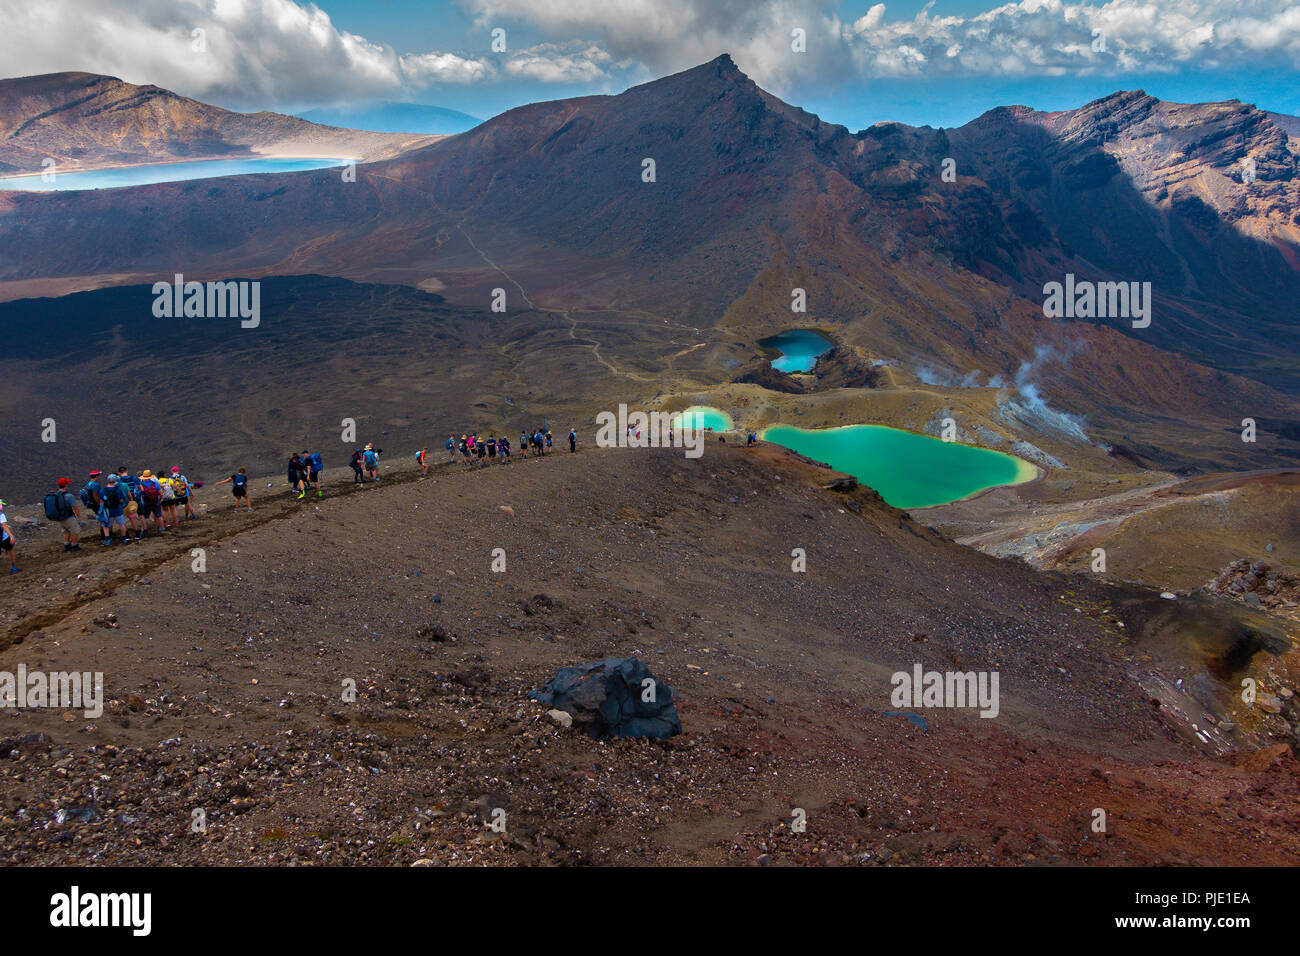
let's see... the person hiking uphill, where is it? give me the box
[80,471,105,544]
[136,470,165,536]
[171,466,196,520]
[349,449,365,484]
[287,453,307,499]
[363,445,381,481]
[117,467,143,539]
[302,450,324,497]
[0,501,18,574]
[568,428,577,453]
[97,474,129,545]
[416,447,429,476]
[214,468,253,511]
[44,478,82,552]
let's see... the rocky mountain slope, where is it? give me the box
[0,59,1297,479]
[1,444,1296,865]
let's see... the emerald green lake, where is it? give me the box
[761,423,1037,508]
[672,406,733,431]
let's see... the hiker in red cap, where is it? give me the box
[44,478,82,551]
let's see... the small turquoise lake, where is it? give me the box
[761,423,1038,509]
[762,329,833,373]
[0,157,351,192]
[672,406,733,431]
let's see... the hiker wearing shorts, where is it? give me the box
[98,475,129,546]
[568,428,577,452]
[445,436,456,463]
[486,435,497,461]
[215,468,253,511]
[350,449,365,484]
[171,467,195,520]
[136,470,165,535]
[499,436,510,461]
[46,478,82,551]
[116,467,143,537]
[302,451,323,498]
[0,502,18,574]
[417,447,429,475]
[363,445,380,481]
[81,471,105,543]
[158,470,179,527]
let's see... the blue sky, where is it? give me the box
[2,0,1298,130]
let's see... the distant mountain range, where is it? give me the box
[298,101,481,136]
[1,57,1298,480]
[0,72,439,174]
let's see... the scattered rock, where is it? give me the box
[530,657,681,740]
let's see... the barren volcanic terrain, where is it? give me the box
[1,445,1297,865]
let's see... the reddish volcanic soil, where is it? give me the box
[0,444,1297,865]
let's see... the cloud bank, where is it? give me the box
[0,0,1296,107]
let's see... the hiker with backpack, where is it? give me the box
[349,449,365,484]
[97,474,129,546]
[214,468,253,511]
[44,478,82,552]
[499,435,510,461]
[363,445,380,481]
[80,471,105,543]
[116,467,143,539]
[157,469,179,527]
[287,453,307,499]
[171,466,195,520]
[416,447,429,476]
[136,469,165,535]
[446,435,457,463]
[568,428,577,452]
[302,450,324,498]
[0,501,17,574]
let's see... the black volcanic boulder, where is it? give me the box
[530,658,681,740]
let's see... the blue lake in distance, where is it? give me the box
[0,157,351,192]
[762,329,834,373]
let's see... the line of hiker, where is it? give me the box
[428,428,577,470]
[24,428,582,573]
[40,466,198,560]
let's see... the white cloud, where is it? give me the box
[470,0,1300,83]
[1,0,1297,110]
[504,43,613,82]
[0,0,617,107]
[467,0,852,91]
[842,0,1300,77]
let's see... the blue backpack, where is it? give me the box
[311,453,323,471]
